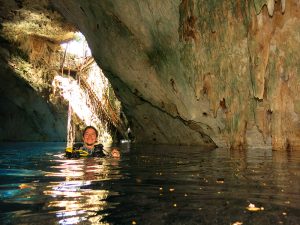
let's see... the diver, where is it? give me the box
[65,126,120,158]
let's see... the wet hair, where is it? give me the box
[83,126,98,137]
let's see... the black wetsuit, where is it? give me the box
[65,143,106,158]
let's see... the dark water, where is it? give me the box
[0,142,299,225]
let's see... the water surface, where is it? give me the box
[0,142,299,224]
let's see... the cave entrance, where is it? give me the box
[53,32,125,147]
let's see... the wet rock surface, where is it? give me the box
[1,0,300,149]
[52,0,300,150]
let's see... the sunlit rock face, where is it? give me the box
[52,1,300,150]
[0,0,71,141]
[0,0,125,142]
[0,56,67,141]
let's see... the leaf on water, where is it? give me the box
[246,203,264,211]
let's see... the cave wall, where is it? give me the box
[1,0,131,142]
[0,0,71,142]
[51,0,300,150]
[0,46,67,141]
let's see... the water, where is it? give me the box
[0,142,299,225]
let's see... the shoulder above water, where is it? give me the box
[65,143,105,158]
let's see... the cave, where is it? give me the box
[1,1,300,225]
[0,0,300,150]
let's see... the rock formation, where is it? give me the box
[0,0,124,142]
[0,0,73,141]
[51,0,300,150]
[1,0,300,150]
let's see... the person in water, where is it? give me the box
[66,126,120,158]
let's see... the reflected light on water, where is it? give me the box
[1,143,299,225]
[43,158,116,225]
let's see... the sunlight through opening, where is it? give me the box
[52,32,121,147]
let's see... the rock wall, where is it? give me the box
[0,0,128,142]
[0,49,67,141]
[0,0,71,141]
[51,0,300,150]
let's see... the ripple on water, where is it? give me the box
[0,143,299,225]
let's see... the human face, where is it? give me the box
[83,128,97,147]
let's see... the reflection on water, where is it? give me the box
[44,158,118,225]
[0,142,299,225]
[0,143,121,225]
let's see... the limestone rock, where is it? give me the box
[0,59,67,141]
[1,0,300,150]
[51,0,300,150]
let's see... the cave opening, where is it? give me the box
[0,15,128,144]
[54,32,126,147]
[1,1,300,224]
